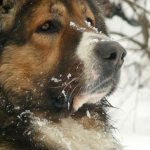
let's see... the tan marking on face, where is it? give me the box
[0,42,60,95]
[72,0,95,26]
[0,1,69,107]
[29,1,67,32]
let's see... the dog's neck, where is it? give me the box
[31,103,120,150]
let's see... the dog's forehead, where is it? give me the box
[17,0,95,32]
[27,0,93,17]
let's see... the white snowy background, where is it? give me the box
[106,0,150,150]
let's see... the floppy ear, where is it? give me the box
[0,0,18,32]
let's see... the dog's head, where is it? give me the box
[0,0,126,119]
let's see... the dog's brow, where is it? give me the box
[59,0,85,13]
[60,0,73,10]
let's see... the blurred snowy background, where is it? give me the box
[102,0,150,149]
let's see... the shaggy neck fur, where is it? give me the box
[30,101,120,150]
[0,87,120,150]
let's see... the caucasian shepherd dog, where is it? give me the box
[0,0,126,149]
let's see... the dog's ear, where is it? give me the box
[0,0,18,32]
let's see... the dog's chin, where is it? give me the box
[72,76,118,111]
[73,92,106,111]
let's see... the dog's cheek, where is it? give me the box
[0,44,61,107]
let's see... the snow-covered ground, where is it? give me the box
[106,3,150,149]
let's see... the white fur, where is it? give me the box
[76,32,110,66]
[32,117,117,150]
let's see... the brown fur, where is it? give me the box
[0,0,121,149]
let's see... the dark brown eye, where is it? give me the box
[86,17,94,26]
[37,20,62,34]
[41,23,50,31]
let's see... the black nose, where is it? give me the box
[95,41,126,69]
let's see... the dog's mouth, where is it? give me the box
[49,72,119,112]
[72,74,118,111]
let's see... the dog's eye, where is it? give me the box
[37,20,62,34]
[86,17,94,26]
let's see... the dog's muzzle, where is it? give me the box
[53,32,126,111]
[76,32,126,82]
[70,32,127,110]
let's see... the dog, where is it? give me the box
[0,0,126,149]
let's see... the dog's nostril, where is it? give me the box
[105,52,117,61]
[121,51,126,60]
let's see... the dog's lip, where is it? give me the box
[72,92,107,111]
[71,75,115,111]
